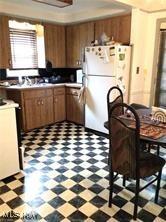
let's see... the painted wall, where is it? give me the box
[143,11,166,105]
[129,8,166,106]
[129,9,148,104]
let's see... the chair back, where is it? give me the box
[109,103,140,178]
[107,86,124,117]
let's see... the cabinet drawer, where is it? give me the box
[23,89,53,99]
[66,87,80,96]
[54,87,65,95]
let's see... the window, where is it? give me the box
[10,28,38,69]
[8,20,45,74]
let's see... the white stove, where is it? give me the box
[0,100,22,180]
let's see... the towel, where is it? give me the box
[78,85,85,105]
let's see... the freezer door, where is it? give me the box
[85,75,117,133]
[85,46,115,76]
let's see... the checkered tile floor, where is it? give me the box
[0,122,165,221]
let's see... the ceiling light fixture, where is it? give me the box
[32,0,73,8]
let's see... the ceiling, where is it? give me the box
[116,0,166,13]
[0,0,131,23]
[0,0,165,24]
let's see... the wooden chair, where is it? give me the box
[106,86,124,166]
[108,103,165,220]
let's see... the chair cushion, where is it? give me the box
[139,152,165,178]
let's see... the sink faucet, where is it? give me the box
[18,75,23,85]
[23,77,32,86]
[26,77,32,86]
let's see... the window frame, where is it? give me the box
[9,27,39,70]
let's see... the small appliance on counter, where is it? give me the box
[76,69,83,84]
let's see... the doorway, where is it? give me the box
[155,29,166,108]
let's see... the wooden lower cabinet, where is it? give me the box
[66,87,84,125]
[7,88,54,131]
[7,86,83,131]
[54,87,66,122]
[54,95,66,122]
[24,98,41,130]
[24,92,54,131]
[40,96,54,126]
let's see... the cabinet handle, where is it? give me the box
[41,100,44,105]
[37,100,40,105]
[76,60,79,65]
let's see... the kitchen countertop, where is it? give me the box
[1,83,82,90]
[0,100,19,110]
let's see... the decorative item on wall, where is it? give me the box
[32,0,73,8]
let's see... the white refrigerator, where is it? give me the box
[84,45,131,133]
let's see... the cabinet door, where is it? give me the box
[66,94,84,125]
[119,14,131,44]
[0,16,11,68]
[95,14,131,44]
[44,23,66,67]
[24,98,41,130]
[79,22,94,66]
[54,95,66,122]
[40,96,54,126]
[66,22,94,68]
[66,94,74,122]
[95,18,112,41]
[73,95,84,125]
[66,25,80,68]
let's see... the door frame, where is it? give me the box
[150,17,166,106]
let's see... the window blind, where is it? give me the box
[9,28,38,69]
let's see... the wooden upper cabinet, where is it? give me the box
[119,14,131,44]
[95,14,131,44]
[66,25,80,68]
[0,16,11,68]
[79,22,94,64]
[44,23,66,67]
[66,21,94,68]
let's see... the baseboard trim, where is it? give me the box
[85,127,108,138]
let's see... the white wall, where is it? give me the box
[129,9,148,104]
[129,9,166,106]
[143,11,166,105]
